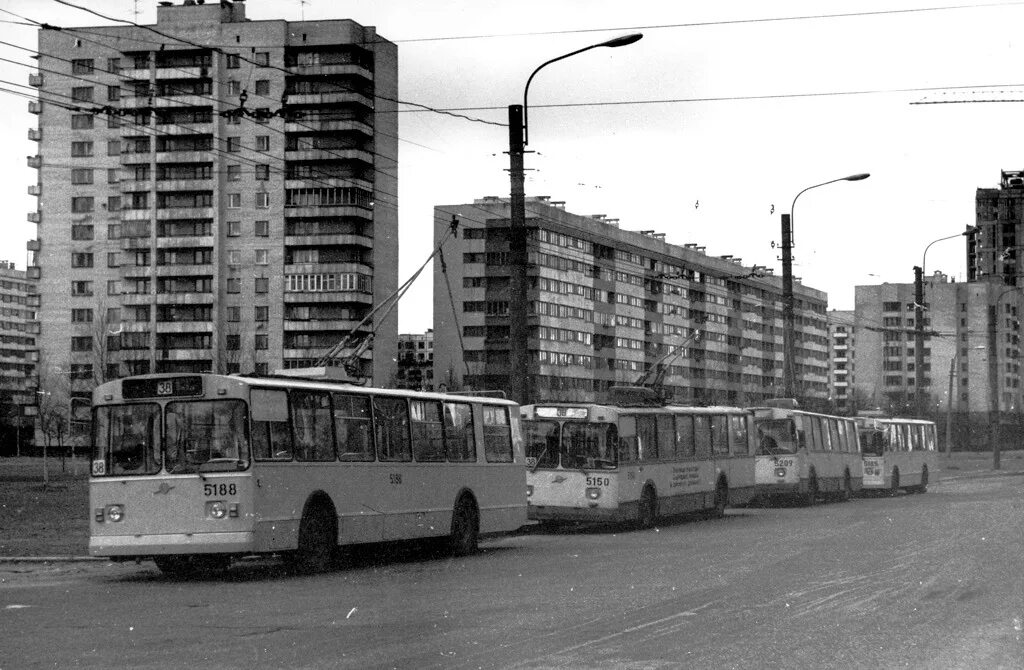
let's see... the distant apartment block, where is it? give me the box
[395,330,434,390]
[0,262,39,455]
[433,196,830,406]
[826,309,854,414]
[969,169,1024,285]
[29,0,398,394]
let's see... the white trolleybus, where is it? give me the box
[752,403,863,504]
[855,415,937,494]
[521,392,757,527]
[88,372,526,575]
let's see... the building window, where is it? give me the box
[106,57,120,74]
[254,52,269,67]
[227,164,241,181]
[107,116,121,129]
[227,193,241,209]
[255,306,268,322]
[71,168,93,184]
[255,192,269,209]
[107,168,120,184]
[71,114,93,129]
[254,80,270,95]
[107,280,122,296]
[226,334,240,350]
[71,281,93,296]
[71,336,92,352]
[227,250,241,266]
[256,136,269,151]
[107,252,119,268]
[71,196,94,213]
[71,86,94,102]
[226,137,240,153]
[107,140,121,156]
[255,249,268,265]
[71,141,93,157]
[227,80,241,96]
[72,252,94,268]
[226,306,241,322]
[72,224,94,240]
[71,59,94,74]
[255,164,270,181]
[227,278,241,293]
[107,86,120,102]
[71,308,93,323]
[227,220,241,236]
[255,277,269,293]
[226,53,240,69]
[255,334,268,350]
[255,220,269,237]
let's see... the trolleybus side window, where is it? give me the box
[675,414,695,458]
[618,416,638,463]
[729,415,748,455]
[828,418,841,452]
[410,399,445,462]
[693,415,711,459]
[637,415,658,461]
[166,399,249,473]
[711,415,729,456]
[482,406,514,463]
[564,421,617,469]
[292,390,335,461]
[443,401,475,462]
[808,416,823,451]
[375,396,412,462]
[333,392,374,461]
[94,403,161,476]
[250,388,292,461]
[656,415,674,461]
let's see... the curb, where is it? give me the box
[0,556,104,563]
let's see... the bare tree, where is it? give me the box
[35,358,72,487]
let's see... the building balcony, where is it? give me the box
[26,239,40,252]
[27,184,40,196]
[284,233,373,249]
[151,120,213,135]
[156,235,214,248]
[284,177,373,191]
[153,150,211,164]
[284,148,374,164]
[120,208,152,222]
[121,236,152,250]
[27,266,40,280]
[156,66,207,80]
[283,91,373,108]
[28,73,42,87]
[154,264,213,277]
[286,63,373,79]
[156,348,211,361]
[26,212,40,224]
[121,94,210,109]
[283,205,372,219]
[155,178,212,192]
[28,100,41,114]
[155,321,214,334]
[156,207,214,220]
[26,156,41,169]
[284,118,373,136]
[27,128,41,142]
[26,294,40,308]
[155,293,213,304]
[121,67,151,80]
[284,319,363,331]
[282,291,373,304]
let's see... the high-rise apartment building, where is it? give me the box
[851,274,1021,449]
[395,330,434,390]
[433,196,830,406]
[968,169,1024,285]
[826,309,854,414]
[28,0,398,394]
[0,262,39,455]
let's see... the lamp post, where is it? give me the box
[507,33,642,405]
[915,231,971,417]
[781,173,870,399]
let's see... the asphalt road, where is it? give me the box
[2,472,1022,669]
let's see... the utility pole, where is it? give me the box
[507,104,529,406]
[781,213,796,399]
[913,265,925,416]
[988,302,1001,469]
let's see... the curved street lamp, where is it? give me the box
[781,173,870,399]
[507,34,643,405]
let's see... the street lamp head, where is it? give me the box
[845,173,870,181]
[599,33,644,48]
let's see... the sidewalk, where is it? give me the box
[1,451,1022,562]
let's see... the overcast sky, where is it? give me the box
[3,0,1024,332]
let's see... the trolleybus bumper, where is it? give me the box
[528,504,627,523]
[89,531,255,557]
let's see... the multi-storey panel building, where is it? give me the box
[395,330,434,391]
[968,169,1024,285]
[826,309,854,414]
[433,196,830,406]
[29,0,398,393]
[0,262,39,455]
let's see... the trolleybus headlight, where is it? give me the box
[206,501,228,519]
[526,485,533,497]
[774,467,786,478]
[106,505,124,522]
[586,487,601,500]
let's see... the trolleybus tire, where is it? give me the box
[289,500,338,574]
[449,495,480,556]
[637,485,657,529]
[890,469,901,497]
[154,554,229,578]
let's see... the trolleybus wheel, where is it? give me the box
[890,469,901,497]
[713,480,729,518]
[638,486,657,529]
[289,501,337,574]
[449,495,479,556]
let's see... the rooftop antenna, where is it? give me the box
[133,0,139,22]
[299,0,308,20]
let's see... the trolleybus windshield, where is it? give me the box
[756,419,799,455]
[524,420,617,469]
